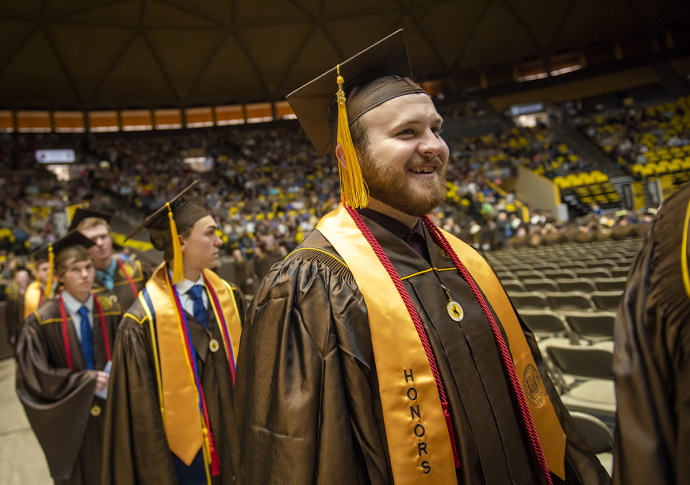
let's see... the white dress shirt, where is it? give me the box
[61,290,93,343]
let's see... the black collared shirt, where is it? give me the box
[358,208,431,264]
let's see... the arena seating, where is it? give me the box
[570,412,614,474]
[488,235,642,424]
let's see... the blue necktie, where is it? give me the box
[187,285,208,328]
[78,305,95,370]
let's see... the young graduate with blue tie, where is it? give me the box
[15,231,123,484]
[101,182,244,485]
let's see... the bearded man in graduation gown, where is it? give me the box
[235,30,609,485]
[101,182,244,485]
[613,182,690,484]
[15,231,122,484]
[71,208,151,311]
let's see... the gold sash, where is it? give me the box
[318,207,457,484]
[24,281,43,319]
[317,205,566,482]
[140,264,242,466]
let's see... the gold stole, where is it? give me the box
[24,281,43,319]
[317,205,566,483]
[318,207,457,484]
[139,264,242,466]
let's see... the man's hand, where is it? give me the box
[95,371,110,393]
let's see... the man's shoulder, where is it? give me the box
[34,300,61,326]
[288,230,339,260]
[120,297,149,325]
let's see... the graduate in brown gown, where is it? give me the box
[8,246,59,348]
[71,208,151,311]
[4,266,31,349]
[15,231,122,484]
[613,183,690,484]
[235,30,609,485]
[101,182,244,485]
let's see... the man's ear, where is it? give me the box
[335,143,347,169]
[179,234,187,253]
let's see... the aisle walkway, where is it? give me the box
[0,358,51,484]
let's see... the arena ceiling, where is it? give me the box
[1,0,689,110]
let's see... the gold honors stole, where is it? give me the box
[138,264,242,467]
[318,207,457,484]
[317,205,566,483]
[24,281,43,319]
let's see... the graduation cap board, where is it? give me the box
[69,208,113,232]
[286,29,426,208]
[126,181,210,283]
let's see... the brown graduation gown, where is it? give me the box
[5,290,24,348]
[101,281,245,484]
[15,293,122,484]
[92,258,151,313]
[235,213,610,485]
[614,184,690,484]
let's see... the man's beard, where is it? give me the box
[359,152,448,217]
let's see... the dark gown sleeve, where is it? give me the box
[15,313,99,480]
[101,309,177,485]
[520,313,611,484]
[235,253,381,485]
[612,221,690,485]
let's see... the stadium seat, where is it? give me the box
[496,270,517,280]
[563,312,615,343]
[555,278,598,293]
[543,269,578,280]
[591,291,623,312]
[502,280,526,293]
[532,262,560,271]
[574,268,613,279]
[546,292,596,312]
[593,277,627,292]
[610,268,629,278]
[508,292,549,311]
[523,279,560,293]
[584,259,617,269]
[519,309,573,343]
[570,412,614,474]
[514,270,546,279]
[545,344,616,419]
[560,261,588,271]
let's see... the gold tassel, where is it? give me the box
[336,65,369,208]
[46,244,54,299]
[167,203,185,284]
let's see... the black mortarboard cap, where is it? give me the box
[125,181,209,247]
[52,230,96,255]
[286,29,425,156]
[69,208,113,232]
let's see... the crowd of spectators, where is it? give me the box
[575,95,690,169]
[0,100,654,296]
[448,125,592,179]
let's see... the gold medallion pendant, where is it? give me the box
[447,300,464,322]
[91,404,102,416]
[209,339,220,352]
